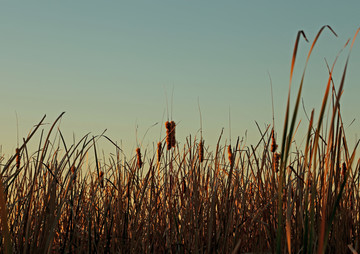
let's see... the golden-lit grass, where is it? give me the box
[1,26,360,253]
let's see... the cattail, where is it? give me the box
[170,121,176,148]
[270,129,278,153]
[165,121,172,150]
[273,152,280,172]
[16,148,20,170]
[99,171,104,188]
[136,147,142,168]
[199,140,204,163]
[157,142,162,163]
[228,145,233,168]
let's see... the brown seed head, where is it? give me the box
[273,152,280,172]
[165,121,172,150]
[170,121,176,148]
[16,148,21,170]
[157,142,162,163]
[270,129,278,153]
[199,140,204,163]
[228,145,233,167]
[136,147,142,168]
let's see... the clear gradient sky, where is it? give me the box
[1,1,360,157]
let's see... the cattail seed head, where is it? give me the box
[170,121,176,148]
[136,147,142,168]
[270,129,278,153]
[157,142,162,163]
[273,152,280,172]
[228,145,233,168]
[199,140,204,163]
[165,121,176,149]
[16,148,20,170]
[165,121,172,150]
[99,171,104,188]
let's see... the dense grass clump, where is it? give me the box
[1,26,360,253]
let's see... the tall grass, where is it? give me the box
[1,27,360,253]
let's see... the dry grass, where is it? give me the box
[1,26,360,253]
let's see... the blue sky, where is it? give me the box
[1,1,360,157]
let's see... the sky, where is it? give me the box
[1,1,360,158]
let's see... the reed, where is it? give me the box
[0,27,359,253]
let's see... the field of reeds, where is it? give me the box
[1,26,360,253]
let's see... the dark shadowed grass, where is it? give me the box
[1,27,360,253]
